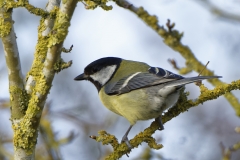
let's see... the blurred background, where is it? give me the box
[0,0,240,159]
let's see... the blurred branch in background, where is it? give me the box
[38,105,77,159]
[198,0,240,23]
[0,99,9,109]
[0,133,13,160]
[0,101,11,160]
[0,99,12,160]
[221,127,240,160]
[38,102,64,160]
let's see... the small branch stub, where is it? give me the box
[62,44,73,53]
[166,19,175,32]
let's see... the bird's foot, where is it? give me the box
[121,135,133,149]
[155,116,164,130]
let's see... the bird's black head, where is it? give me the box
[74,57,122,91]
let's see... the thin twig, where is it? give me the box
[198,61,210,76]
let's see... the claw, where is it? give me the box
[156,116,164,130]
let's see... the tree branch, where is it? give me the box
[2,0,50,18]
[10,0,78,159]
[0,4,31,160]
[0,0,27,126]
[82,0,112,10]
[25,0,61,94]
[0,138,13,160]
[199,0,240,23]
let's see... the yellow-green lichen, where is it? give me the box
[136,7,158,30]
[62,0,68,4]
[142,137,163,149]
[233,142,240,150]
[96,130,119,149]
[92,119,163,160]
[54,58,72,73]
[9,85,29,114]
[47,11,70,47]
[12,115,39,155]
[26,18,49,80]
[23,2,49,18]
[178,67,192,75]
[83,0,112,10]
[13,72,50,154]
[0,8,12,38]
[1,0,50,18]
[20,16,52,152]
[198,81,240,116]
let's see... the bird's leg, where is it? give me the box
[121,125,133,149]
[155,115,164,130]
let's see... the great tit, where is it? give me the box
[74,57,221,148]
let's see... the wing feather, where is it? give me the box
[105,67,184,95]
[104,67,221,95]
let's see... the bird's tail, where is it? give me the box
[165,76,222,87]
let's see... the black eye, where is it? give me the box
[92,67,100,73]
[92,68,98,73]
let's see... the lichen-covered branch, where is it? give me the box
[2,0,50,18]
[0,3,30,159]
[0,139,13,160]
[199,0,240,23]
[0,2,26,121]
[2,0,78,159]
[43,0,78,81]
[113,0,240,116]
[220,127,240,160]
[163,80,240,123]
[25,0,61,94]
[8,0,60,158]
[81,0,112,10]
[62,44,73,53]
[54,58,72,73]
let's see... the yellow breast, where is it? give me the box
[99,88,145,124]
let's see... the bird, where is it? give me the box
[74,57,221,148]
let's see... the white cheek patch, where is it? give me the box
[90,65,117,85]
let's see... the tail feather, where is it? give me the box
[165,76,222,87]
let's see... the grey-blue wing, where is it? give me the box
[105,67,184,95]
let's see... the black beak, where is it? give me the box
[74,73,88,81]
